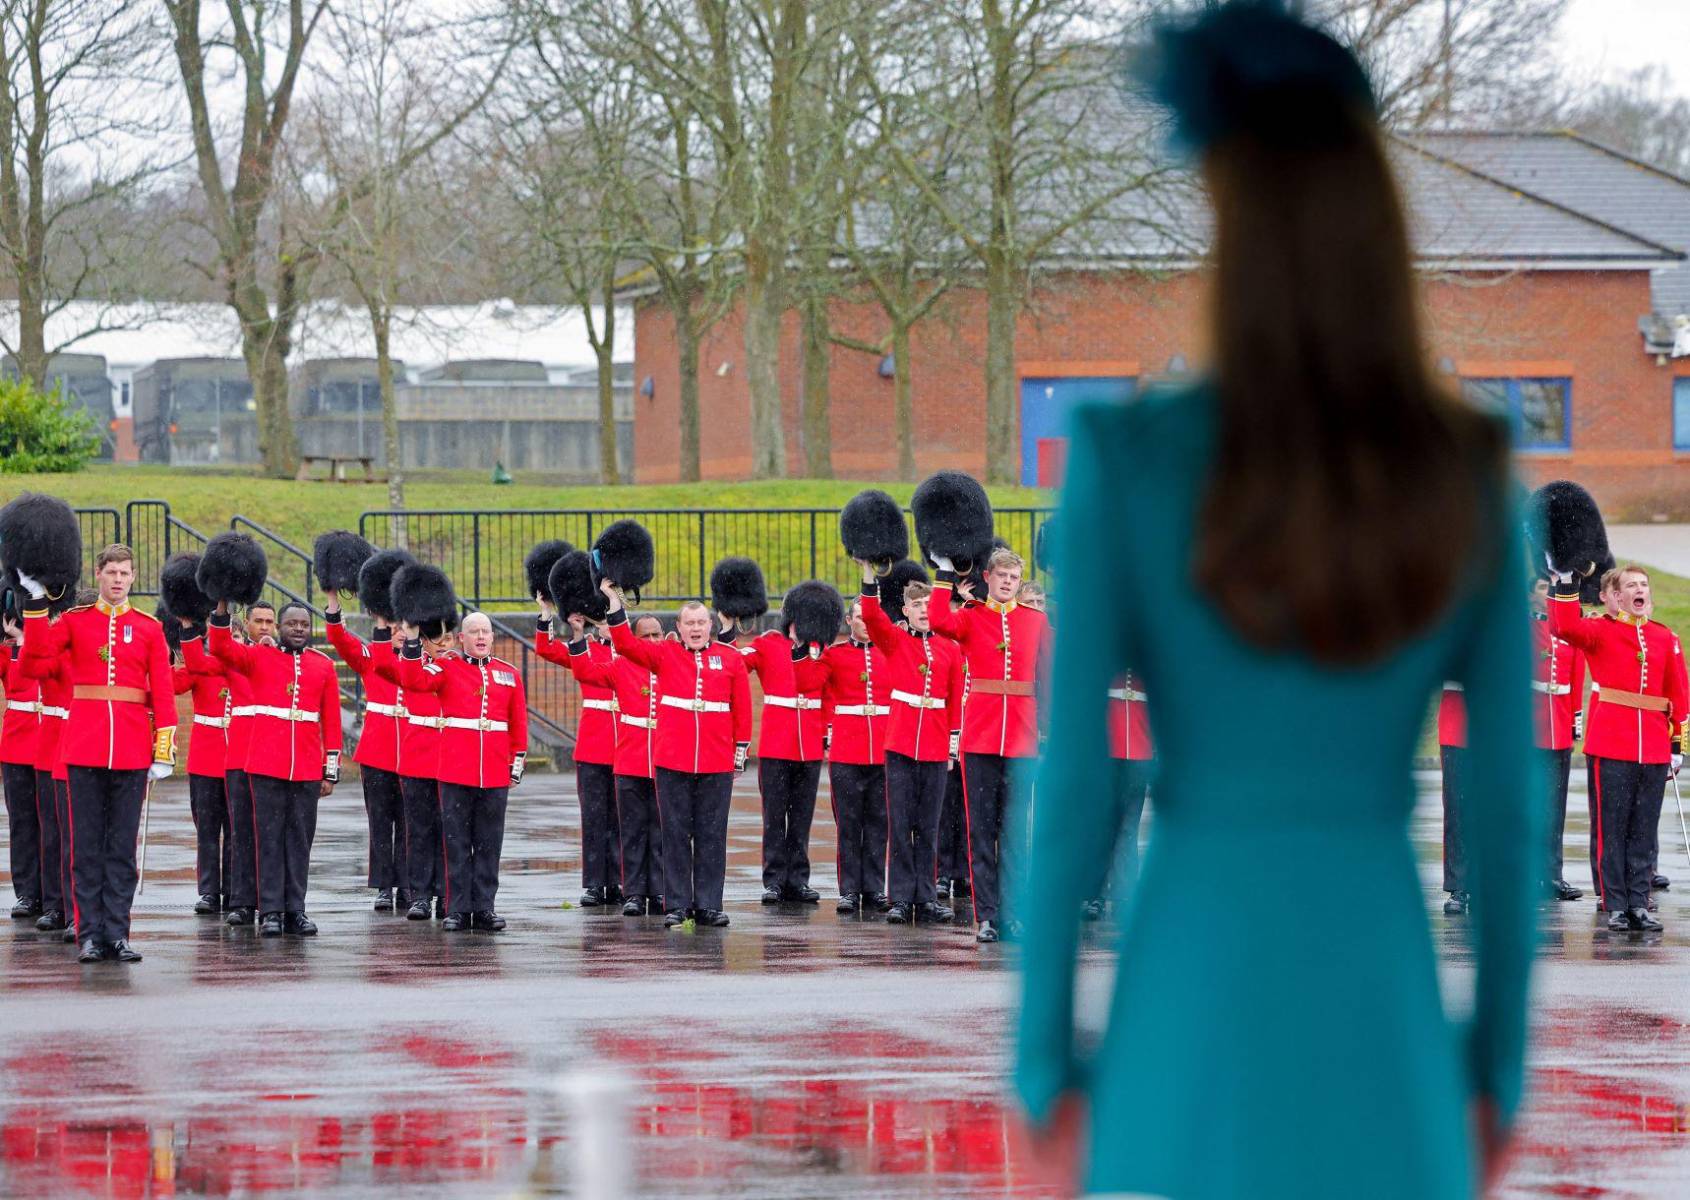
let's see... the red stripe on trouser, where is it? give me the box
[62,776,80,933]
[1592,756,1606,909]
[828,768,843,896]
[959,757,981,916]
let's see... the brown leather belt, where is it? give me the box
[1597,687,1671,713]
[969,679,1035,697]
[74,685,147,704]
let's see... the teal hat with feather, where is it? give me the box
[1130,0,1377,156]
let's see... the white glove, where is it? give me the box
[949,730,961,762]
[15,570,45,600]
[1673,754,1683,777]
[324,750,341,784]
[931,554,955,573]
[148,762,173,782]
[1544,552,1573,586]
[510,752,526,786]
[734,743,749,774]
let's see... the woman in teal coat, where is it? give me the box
[1014,5,1540,1197]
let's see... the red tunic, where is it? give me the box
[324,614,402,774]
[820,639,890,766]
[558,636,660,779]
[371,640,442,778]
[18,651,70,779]
[184,634,254,773]
[22,599,175,770]
[172,648,232,778]
[537,623,617,766]
[397,647,529,789]
[1549,590,1687,764]
[0,644,41,766]
[209,618,343,782]
[738,631,829,762]
[860,590,964,763]
[1107,672,1154,762]
[926,583,1049,758]
[1437,686,1467,749]
[607,613,752,775]
[1531,615,1585,752]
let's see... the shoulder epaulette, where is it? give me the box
[491,657,516,670]
[131,607,160,624]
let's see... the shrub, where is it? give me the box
[0,376,100,473]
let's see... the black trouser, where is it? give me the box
[578,761,620,890]
[225,769,258,909]
[439,782,509,915]
[963,752,1020,922]
[250,774,319,917]
[1107,759,1155,898]
[49,776,71,918]
[4,760,41,903]
[829,761,886,898]
[401,774,442,899]
[31,769,63,913]
[362,765,403,889]
[66,766,147,945]
[1589,756,1670,914]
[616,774,662,900]
[1542,747,1573,883]
[1441,746,1467,896]
[188,772,232,902]
[938,767,968,879]
[654,767,732,915]
[886,752,947,905]
[760,756,822,892]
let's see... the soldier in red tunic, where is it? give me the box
[1528,579,1585,902]
[820,599,892,915]
[208,600,343,937]
[324,593,406,912]
[1547,562,1687,931]
[18,546,176,964]
[1,618,44,921]
[927,547,1050,942]
[536,602,622,907]
[397,611,528,932]
[1437,683,1469,915]
[1099,670,1155,918]
[171,619,234,914]
[860,565,966,929]
[554,610,667,916]
[370,622,450,921]
[602,580,752,929]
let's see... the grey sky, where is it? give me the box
[1558,0,1690,93]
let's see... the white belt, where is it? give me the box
[245,705,321,723]
[1107,688,1148,703]
[620,714,656,730]
[193,714,231,729]
[441,717,509,732]
[6,699,39,715]
[891,689,945,710]
[661,695,730,714]
[405,715,445,730]
[833,704,890,717]
[365,701,400,717]
[581,699,618,712]
[38,705,68,720]
[1532,681,1572,696]
[763,695,822,711]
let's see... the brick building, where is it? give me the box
[630,132,1690,516]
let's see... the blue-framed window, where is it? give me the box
[1674,377,1690,451]
[1460,376,1571,450]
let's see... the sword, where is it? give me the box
[137,777,153,894]
[1674,772,1690,869]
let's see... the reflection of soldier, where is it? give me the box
[1528,579,1584,903]
[1096,672,1155,918]
[0,621,43,922]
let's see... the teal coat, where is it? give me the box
[1015,387,1541,1198]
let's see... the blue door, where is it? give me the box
[1019,376,1135,486]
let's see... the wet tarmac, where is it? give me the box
[0,766,1687,1197]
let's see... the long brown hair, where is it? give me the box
[1193,106,1506,664]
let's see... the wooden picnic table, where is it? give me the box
[297,454,382,483]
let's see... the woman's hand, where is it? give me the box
[1012,1092,1086,1194]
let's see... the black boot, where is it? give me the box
[1652,873,1670,891]
[1442,893,1468,916]
[915,900,954,923]
[34,909,65,931]
[1629,907,1663,932]
[760,886,782,904]
[194,894,218,915]
[870,893,891,912]
[836,894,860,915]
[787,885,820,904]
[580,887,606,907]
[936,877,951,898]
[621,896,646,917]
[885,902,912,924]
[11,897,42,919]
[441,912,469,932]
[975,920,1000,943]
[699,910,730,927]
[374,888,394,912]
[284,912,318,936]
[474,910,507,931]
[663,909,688,927]
[1607,909,1633,932]
[77,938,108,963]
[226,907,255,927]
[61,925,77,944]
[112,940,143,963]
[259,912,285,937]
[406,898,431,920]
[605,884,623,903]
[1551,879,1582,901]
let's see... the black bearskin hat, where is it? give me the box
[710,556,768,622]
[964,536,1013,595]
[879,559,929,625]
[525,539,575,603]
[549,549,608,623]
[1527,481,1613,604]
[161,552,214,623]
[391,562,459,639]
[839,489,909,568]
[592,520,655,602]
[313,530,376,595]
[0,492,82,614]
[357,549,415,621]
[156,602,199,654]
[912,470,994,569]
[197,532,268,606]
[782,579,845,648]
[1034,517,1056,574]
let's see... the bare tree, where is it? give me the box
[0,0,177,387]
[162,0,325,478]
[1558,66,1690,177]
